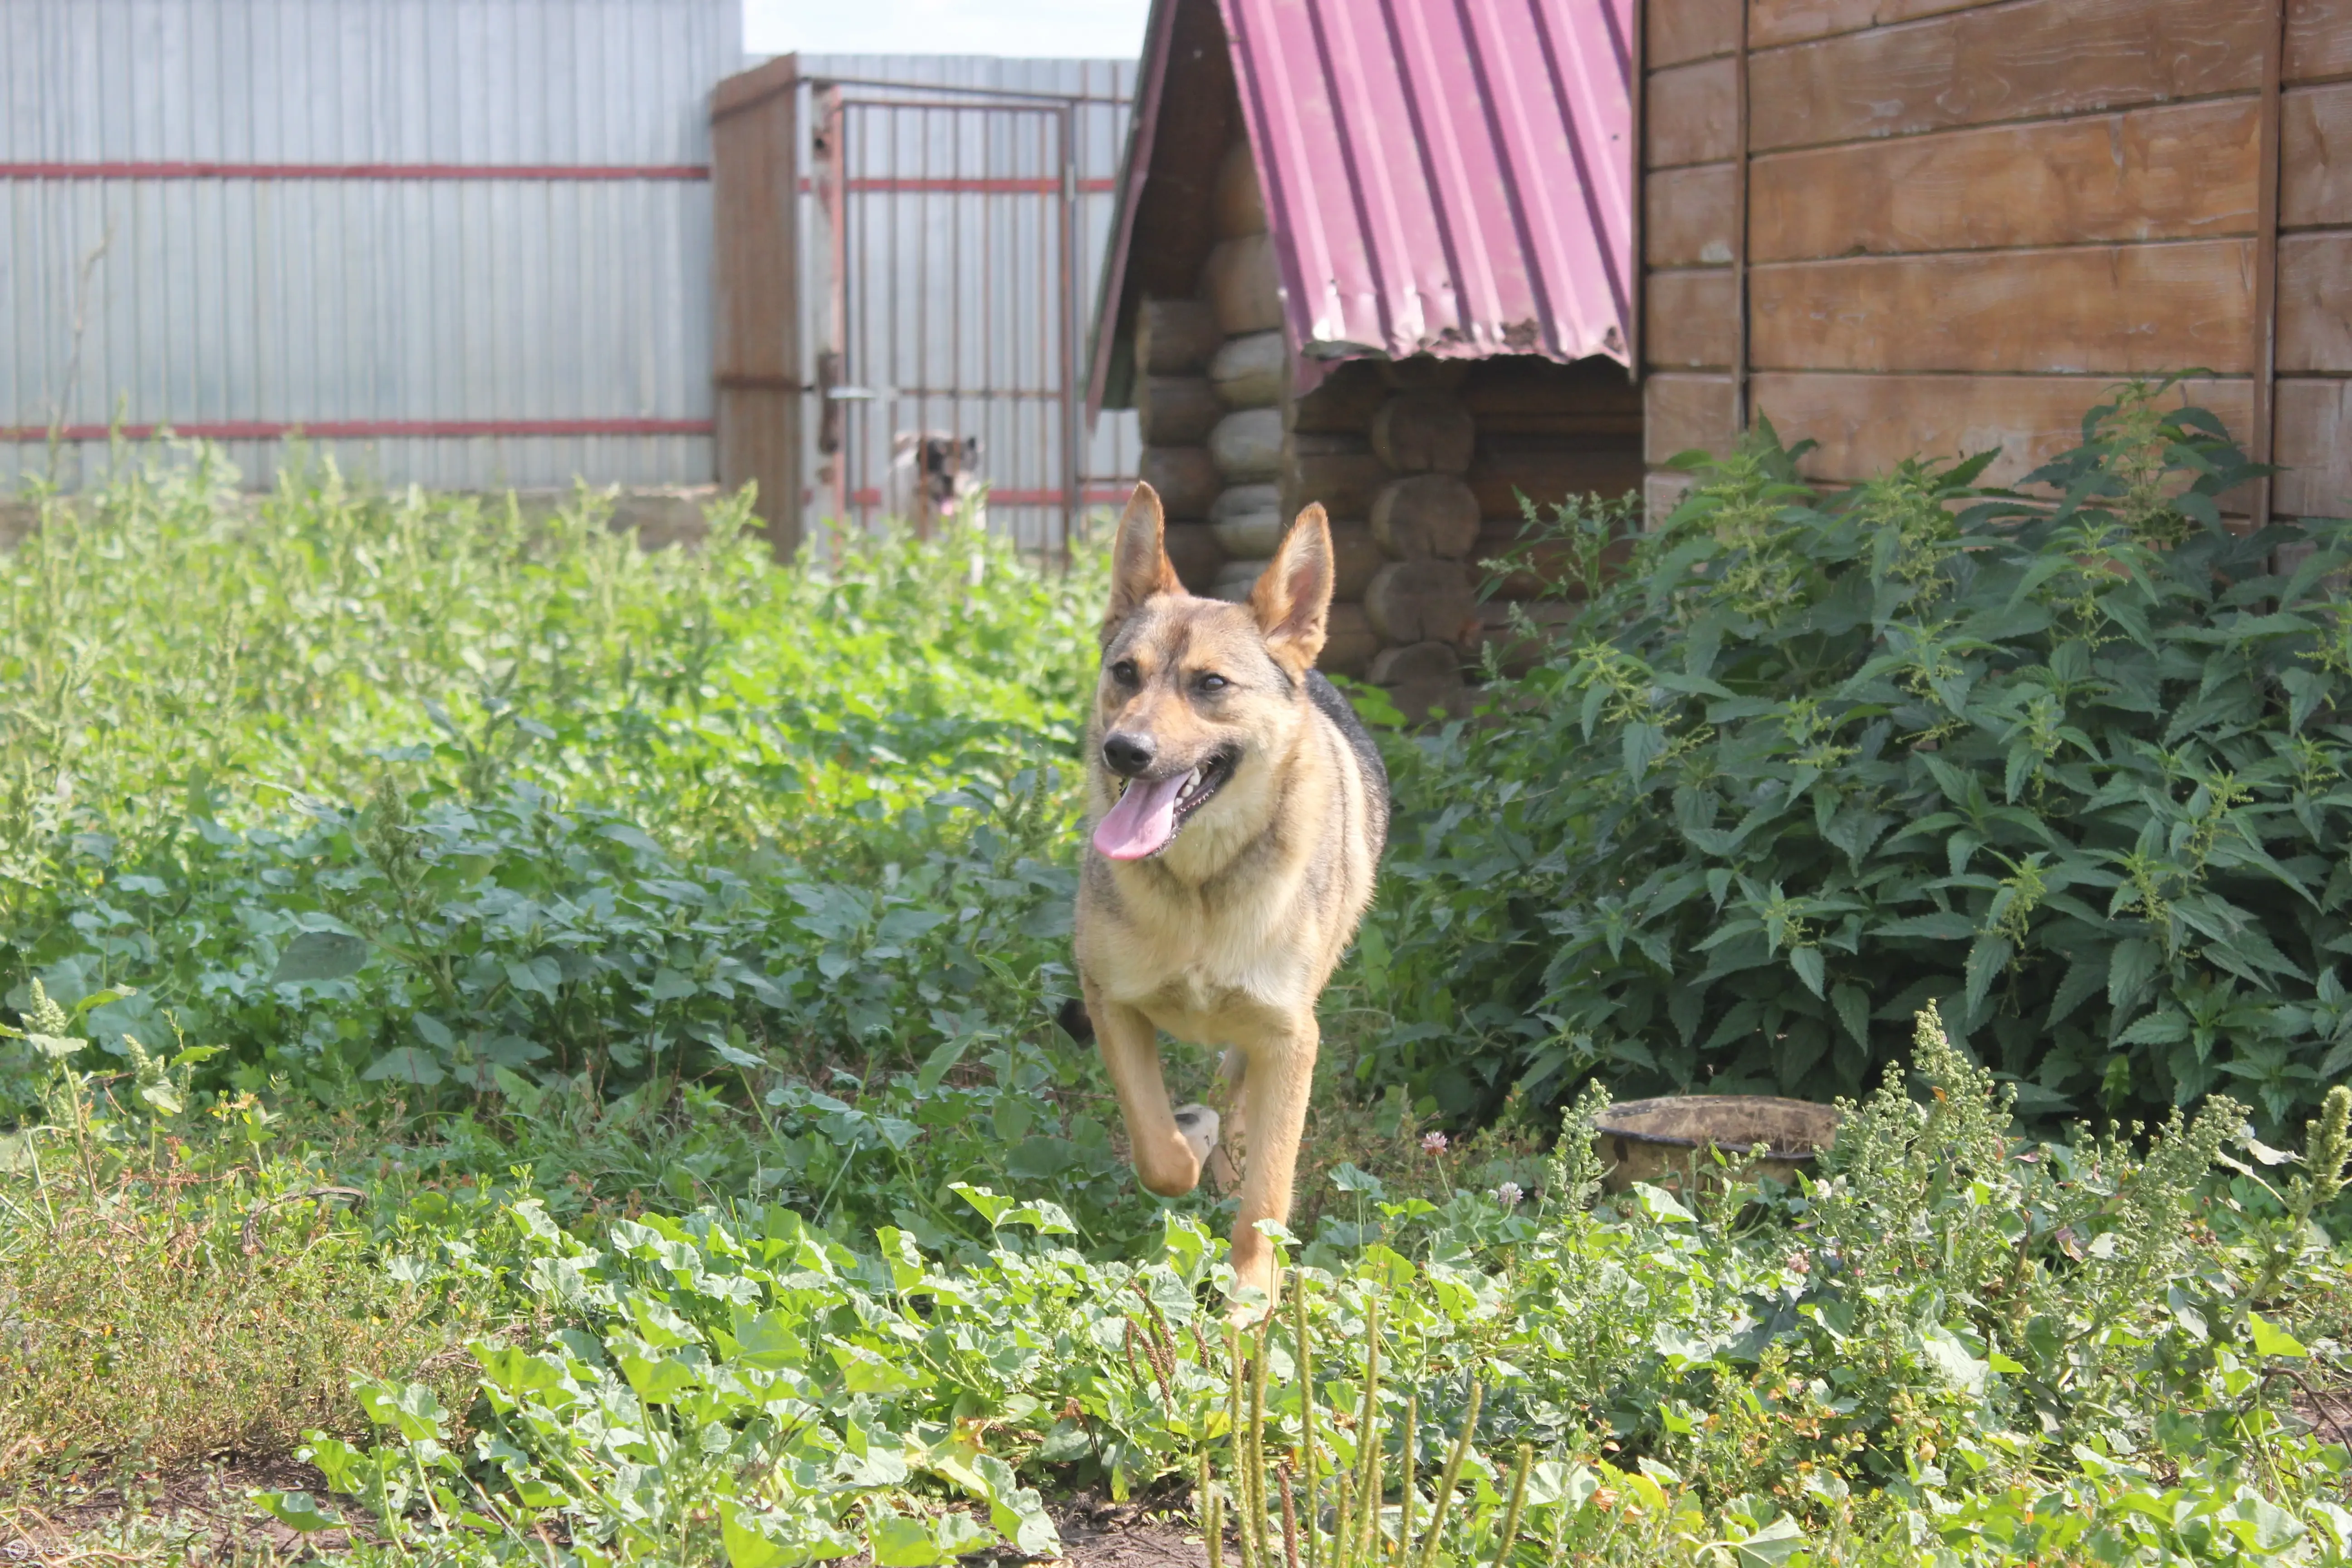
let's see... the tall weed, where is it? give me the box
[1362,383,2352,1132]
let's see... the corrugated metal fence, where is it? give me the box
[1,6,1142,537]
[792,55,1142,556]
[1,0,741,493]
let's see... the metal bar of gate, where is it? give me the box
[805,79,1118,562]
[820,86,850,544]
[1058,102,1080,568]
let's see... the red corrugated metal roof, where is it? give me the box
[1090,0,1635,413]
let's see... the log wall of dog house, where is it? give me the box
[1638,0,2352,530]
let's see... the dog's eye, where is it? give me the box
[1197,673,1228,692]
[1111,660,1139,685]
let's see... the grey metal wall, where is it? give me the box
[794,55,1142,554]
[1,0,741,493]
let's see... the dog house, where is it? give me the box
[1090,0,2351,718]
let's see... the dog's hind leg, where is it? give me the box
[1085,984,1202,1197]
[1191,1048,1246,1193]
[1226,1016,1317,1316]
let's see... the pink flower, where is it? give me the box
[1421,1131,1449,1154]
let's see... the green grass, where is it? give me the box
[0,443,2349,1565]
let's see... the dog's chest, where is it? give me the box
[1103,901,1297,1024]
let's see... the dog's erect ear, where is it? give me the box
[1250,504,1334,674]
[1104,482,1184,635]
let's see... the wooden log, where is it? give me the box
[2276,379,2352,519]
[1473,410,1646,441]
[1210,408,1284,483]
[1211,140,1268,238]
[1137,299,1220,375]
[1137,375,1222,445]
[2285,83,2352,227]
[1372,474,1480,560]
[1211,330,1287,409]
[1749,0,2270,154]
[2281,234,2352,374]
[1751,243,2258,376]
[1208,558,1268,603]
[1749,371,2256,488]
[1202,234,1284,336]
[1330,522,1382,602]
[1468,452,1649,517]
[1163,523,1225,595]
[1282,447,1389,522]
[1368,641,1470,723]
[2291,0,2352,81]
[1649,0,1740,68]
[1139,446,1220,519]
[1751,101,2258,265]
[1369,640,1463,685]
[1645,374,1738,464]
[1371,392,1476,473]
[1289,361,1388,432]
[1646,163,1737,268]
[1470,519,1627,599]
[1211,482,1281,524]
[1320,602,1378,678]
[1211,500,1284,557]
[1378,357,1471,391]
[1471,600,1582,678]
[1460,358,1645,431]
[1365,560,1477,647]
[1645,270,1738,370]
[1646,58,1736,169]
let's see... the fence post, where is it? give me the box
[711,54,804,562]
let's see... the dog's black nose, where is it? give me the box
[1102,732,1156,778]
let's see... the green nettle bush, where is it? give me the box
[0,450,1104,1112]
[1365,384,2352,1129]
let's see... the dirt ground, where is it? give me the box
[0,1464,1214,1568]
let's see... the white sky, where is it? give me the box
[744,0,1152,58]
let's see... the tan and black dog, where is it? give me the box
[1069,481,1387,1310]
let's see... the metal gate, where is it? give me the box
[807,76,1117,564]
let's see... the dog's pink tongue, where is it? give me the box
[1093,774,1187,861]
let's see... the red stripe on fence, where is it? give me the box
[4,418,716,442]
[0,161,709,181]
[799,176,1119,195]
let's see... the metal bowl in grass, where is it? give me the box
[1592,1095,1842,1194]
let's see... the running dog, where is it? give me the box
[1069,481,1388,1311]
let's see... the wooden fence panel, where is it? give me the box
[1645,372,1739,462]
[2278,233,2352,372]
[1749,243,2257,374]
[1751,372,2255,486]
[1646,270,1740,368]
[1748,0,2269,152]
[710,55,803,560]
[1750,101,2258,263]
[1650,0,1740,66]
[2285,83,2352,226]
[2290,0,2352,80]
[1749,0,1977,50]
[1647,58,1738,167]
[2277,380,2352,516]
[1646,163,1737,266]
